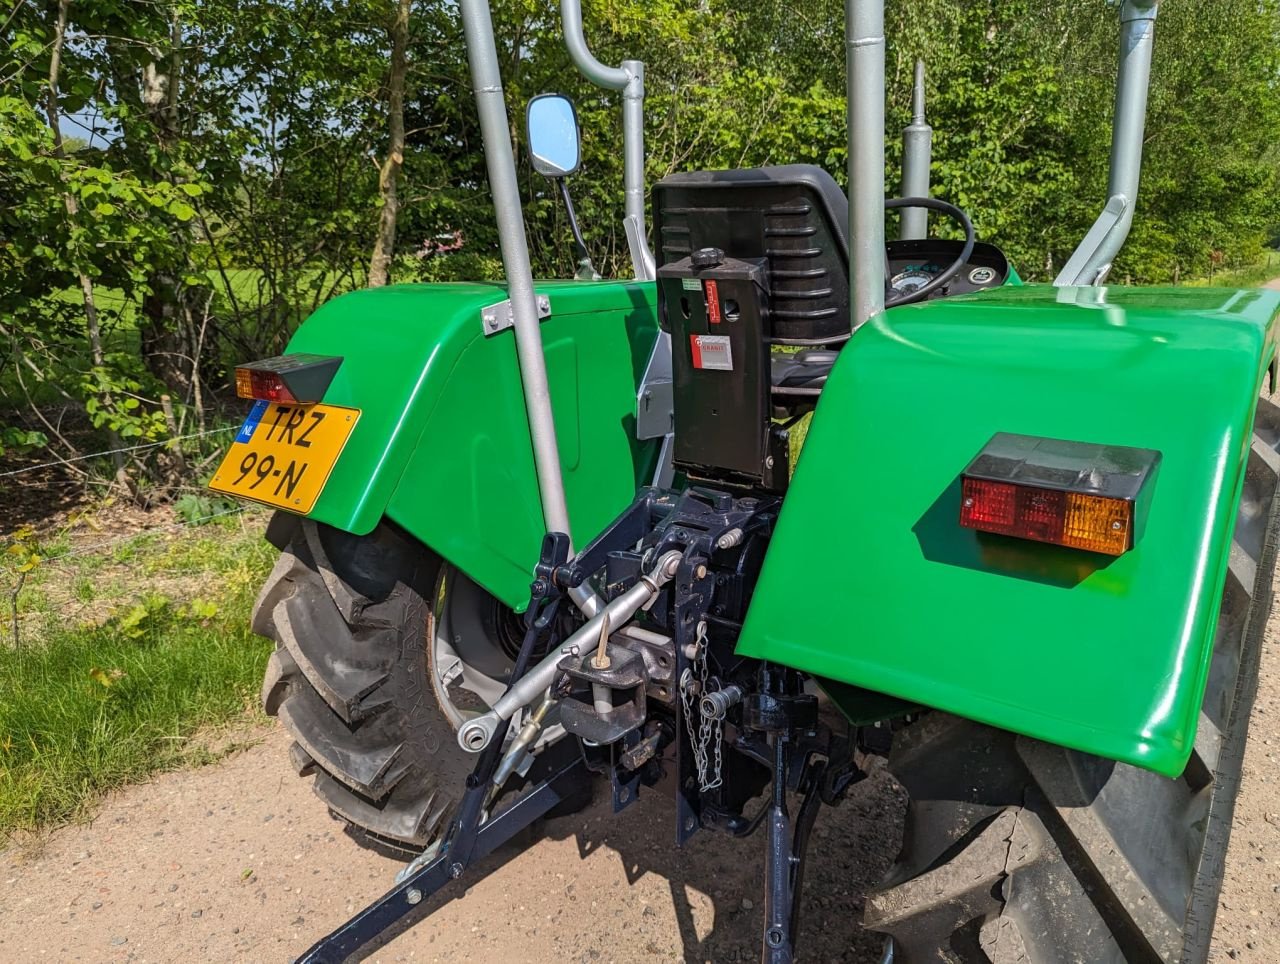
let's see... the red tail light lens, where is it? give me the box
[960,477,1131,555]
[233,354,342,403]
[235,368,296,403]
[958,433,1160,557]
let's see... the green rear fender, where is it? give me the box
[285,280,660,610]
[737,283,1280,777]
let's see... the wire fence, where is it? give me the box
[0,426,234,480]
[3,424,265,648]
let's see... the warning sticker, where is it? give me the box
[681,277,702,291]
[690,334,733,371]
[705,279,721,323]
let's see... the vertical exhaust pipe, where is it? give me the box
[458,0,573,541]
[899,59,932,241]
[847,0,887,329]
[1055,1,1159,285]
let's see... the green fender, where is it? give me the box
[737,283,1280,777]
[285,280,661,609]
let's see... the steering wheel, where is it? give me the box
[882,196,976,307]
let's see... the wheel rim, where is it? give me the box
[426,564,518,730]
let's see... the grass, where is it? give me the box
[0,510,276,839]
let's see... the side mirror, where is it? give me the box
[526,94,581,178]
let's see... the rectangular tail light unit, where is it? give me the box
[959,433,1160,556]
[234,354,342,404]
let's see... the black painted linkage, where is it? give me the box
[294,749,586,963]
[296,532,584,963]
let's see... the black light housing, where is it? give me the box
[959,433,1161,556]
[235,354,343,404]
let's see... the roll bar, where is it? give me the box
[1056,0,1159,285]
[846,0,887,328]
[459,0,574,544]
[560,0,655,280]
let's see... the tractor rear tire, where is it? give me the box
[865,397,1280,964]
[253,516,470,854]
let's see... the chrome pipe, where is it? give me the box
[899,59,932,240]
[1055,1,1159,285]
[847,0,887,328]
[458,0,572,539]
[560,0,653,279]
[457,551,683,752]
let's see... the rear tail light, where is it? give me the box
[234,354,342,404]
[959,434,1159,557]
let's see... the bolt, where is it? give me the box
[716,529,743,550]
[449,862,464,879]
[764,456,775,469]
[1111,521,1124,530]
[963,497,974,508]
[695,564,708,580]
[406,888,423,905]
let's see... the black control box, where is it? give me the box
[657,248,788,492]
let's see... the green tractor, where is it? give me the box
[211,0,1280,960]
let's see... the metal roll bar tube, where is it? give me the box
[459,0,574,543]
[560,0,655,280]
[1055,0,1159,285]
[457,550,684,752]
[847,0,887,328]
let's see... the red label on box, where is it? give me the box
[705,280,721,324]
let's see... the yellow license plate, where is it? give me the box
[209,401,360,514]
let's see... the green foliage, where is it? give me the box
[173,490,239,524]
[0,427,48,457]
[3,0,1279,495]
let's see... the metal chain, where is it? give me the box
[678,620,724,793]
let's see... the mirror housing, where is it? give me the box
[526,94,581,178]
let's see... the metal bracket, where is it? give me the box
[636,330,673,440]
[482,294,552,336]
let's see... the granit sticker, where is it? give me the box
[690,334,733,371]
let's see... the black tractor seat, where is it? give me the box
[770,349,839,391]
[653,164,853,385]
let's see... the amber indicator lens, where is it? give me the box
[958,433,1159,557]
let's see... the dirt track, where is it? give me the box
[2,605,1278,964]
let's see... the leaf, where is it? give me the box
[89,667,114,688]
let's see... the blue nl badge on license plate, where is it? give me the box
[236,399,270,444]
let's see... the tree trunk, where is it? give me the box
[138,11,197,397]
[367,0,411,288]
[43,0,133,493]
